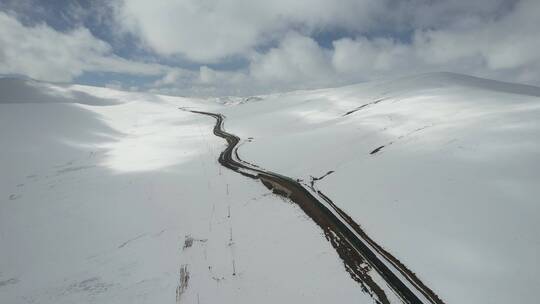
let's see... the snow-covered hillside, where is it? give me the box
[220,72,540,304]
[1,73,539,304]
[0,78,364,304]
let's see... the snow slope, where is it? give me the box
[1,72,539,303]
[0,78,369,304]
[220,72,540,304]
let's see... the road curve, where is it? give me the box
[182,108,445,304]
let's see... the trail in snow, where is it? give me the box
[182,108,445,304]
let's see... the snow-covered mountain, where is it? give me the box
[1,73,539,304]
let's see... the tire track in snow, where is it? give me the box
[181,108,445,304]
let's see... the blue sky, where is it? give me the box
[1,0,539,96]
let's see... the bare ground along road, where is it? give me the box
[182,108,445,304]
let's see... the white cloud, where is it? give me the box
[111,0,540,95]
[153,68,196,87]
[242,0,540,92]
[149,65,250,96]
[114,0,388,62]
[114,0,517,63]
[0,11,169,82]
[3,0,540,95]
[249,32,333,88]
[332,37,414,76]
[415,0,540,71]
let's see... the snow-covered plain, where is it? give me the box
[1,72,540,303]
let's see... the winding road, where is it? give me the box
[182,108,445,304]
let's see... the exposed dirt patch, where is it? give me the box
[182,235,207,251]
[176,265,190,303]
[0,278,19,287]
[57,165,96,174]
[118,234,146,249]
[8,194,21,200]
[183,236,194,250]
[65,277,114,295]
[343,98,385,116]
[370,145,386,155]
[309,170,335,188]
